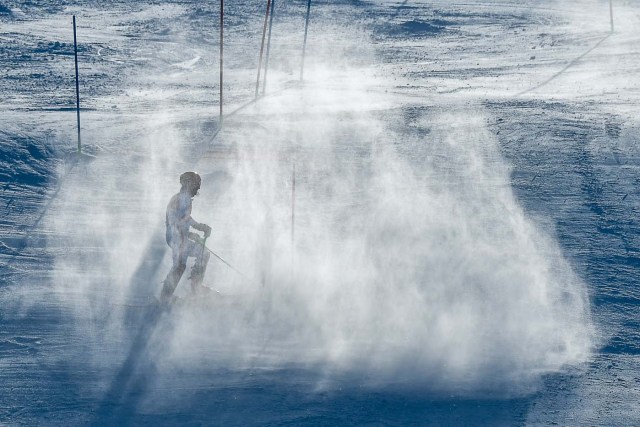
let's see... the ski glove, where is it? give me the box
[188,232,206,246]
[201,224,212,238]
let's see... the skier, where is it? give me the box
[160,171,212,302]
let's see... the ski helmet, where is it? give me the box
[180,171,201,189]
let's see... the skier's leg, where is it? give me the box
[160,263,186,300]
[188,241,211,292]
[161,244,188,301]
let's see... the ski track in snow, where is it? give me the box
[1,0,640,425]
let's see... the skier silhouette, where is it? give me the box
[160,171,212,302]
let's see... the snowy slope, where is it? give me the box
[1,0,639,425]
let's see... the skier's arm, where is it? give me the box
[181,212,210,238]
[188,225,211,244]
[192,222,212,238]
[182,216,198,228]
[188,231,205,245]
[176,193,211,237]
[174,194,197,227]
[175,214,198,240]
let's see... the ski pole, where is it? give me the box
[196,240,256,284]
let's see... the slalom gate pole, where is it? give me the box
[300,0,312,81]
[255,0,272,99]
[219,0,224,124]
[609,0,614,33]
[291,160,296,277]
[262,0,276,95]
[73,15,82,153]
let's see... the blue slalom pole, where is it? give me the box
[609,0,614,33]
[300,0,312,81]
[262,0,275,95]
[73,15,81,153]
[255,0,272,99]
[219,0,224,124]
